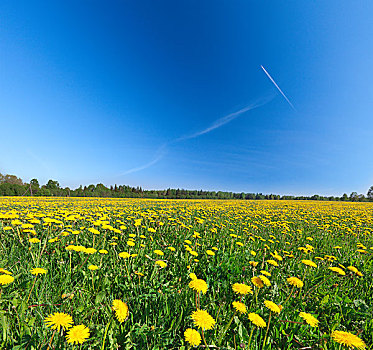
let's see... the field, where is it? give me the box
[0,197,372,349]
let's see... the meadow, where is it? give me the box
[0,197,372,349]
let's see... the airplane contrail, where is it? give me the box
[261,65,296,111]
[118,94,274,176]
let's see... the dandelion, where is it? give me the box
[301,259,317,268]
[84,247,97,254]
[287,277,303,288]
[232,283,253,295]
[266,259,278,267]
[99,249,108,254]
[264,300,281,314]
[112,299,129,323]
[29,238,40,243]
[249,261,258,267]
[189,279,208,294]
[0,268,12,275]
[329,267,346,276]
[0,275,14,285]
[127,240,135,246]
[155,260,167,268]
[331,330,366,349]
[260,270,271,276]
[299,312,319,327]
[259,275,271,287]
[66,325,90,344]
[189,273,197,280]
[252,276,264,288]
[184,328,201,347]
[206,250,215,256]
[31,268,47,276]
[191,309,216,330]
[248,313,266,327]
[232,301,247,314]
[154,250,164,256]
[119,252,131,259]
[45,312,74,331]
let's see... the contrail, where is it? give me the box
[118,144,167,176]
[261,65,296,111]
[177,94,274,141]
[118,94,274,176]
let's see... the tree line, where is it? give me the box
[0,173,372,201]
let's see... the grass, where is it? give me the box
[0,197,372,349]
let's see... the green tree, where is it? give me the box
[367,186,373,200]
[30,179,40,188]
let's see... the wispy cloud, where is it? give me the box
[118,94,274,176]
[177,95,274,141]
[261,65,296,111]
[118,144,167,176]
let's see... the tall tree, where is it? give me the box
[367,186,373,200]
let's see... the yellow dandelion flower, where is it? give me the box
[264,300,281,313]
[0,275,14,285]
[184,328,201,347]
[0,268,12,275]
[259,275,271,286]
[249,261,258,267]
[119,252,131,259]
[112,299,129,323]
[232,283,253,295]
[260,270,271,276]
[301,260,317,268]
[251,276,264,288]
[248,313,266,328]
[154,250,164,256]
[206,250,215,256]
[45,312,73,331]
[29,238,40,243]
[66,325,90,344]
[331,330,366,349]
[84,248,97,254]
[287,277,304,288]
[232,301,247,314]
[191,310,216,330]
[31,268,47,276]
[99,249,108,254]
[266,259,279,267]
[299,312,319,327]
[329,267,346,276]
[88,265,99,271]
[155,260,167,268]
[189,273,197,280]
[189,279,208,294]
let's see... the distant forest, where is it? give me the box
[0,173,372,201]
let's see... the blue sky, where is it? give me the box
[1,1,372,196]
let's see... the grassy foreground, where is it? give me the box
[0,197,372,349]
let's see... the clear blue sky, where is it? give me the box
[1,1,372,196]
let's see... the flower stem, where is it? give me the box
[101,318,112,350]
[46,329,56,350]
[201,329,209,348]
[26,278,37,304]
[218,311,236,346]
[283,286,294,304]
[247,327,254,349]
[262,311,272,350]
